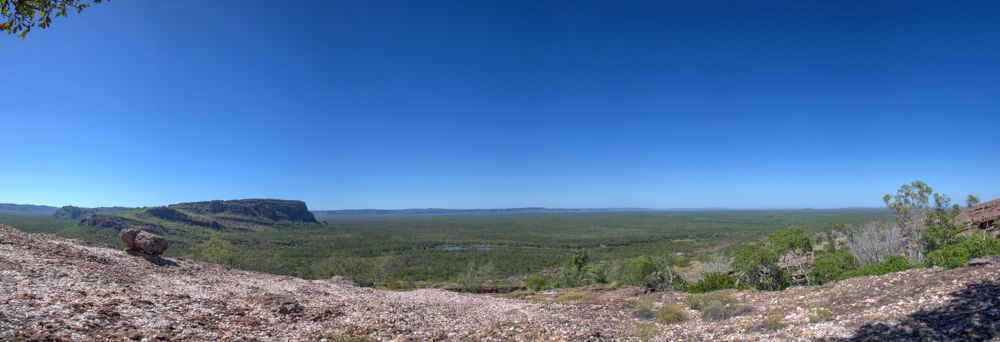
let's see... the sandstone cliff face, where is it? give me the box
[144,207,223,229]
[169,199,318,223]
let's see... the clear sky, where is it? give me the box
[2,1,998,210]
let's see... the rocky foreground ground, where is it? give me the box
[1,224,998,341]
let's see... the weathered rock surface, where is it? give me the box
[2,224,999,341]
[958,198,1000,237]
[120,228,169,255]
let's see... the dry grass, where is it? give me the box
[655,304,689,325]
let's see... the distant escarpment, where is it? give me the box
[169,199,318,223]
[0,203,57,216]
[144,207,223,229]
[53,205,132,219]
[75,199,318,235]
[79,214,167,235]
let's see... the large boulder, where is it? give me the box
[120,228,169,255]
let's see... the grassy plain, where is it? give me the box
[0,209,892,287]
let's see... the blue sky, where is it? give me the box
[2,1,998,209]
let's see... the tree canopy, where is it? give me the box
[1,0,104,38]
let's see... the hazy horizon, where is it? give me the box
[4,1,998,209]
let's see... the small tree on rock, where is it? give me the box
[769,227,813,284]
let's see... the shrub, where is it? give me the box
[839,255,911,280]
[584,263,609,284]
[655,304,689,325]
[810,250,857,285]
[611,256,658,287]
[920,221,961,253]
[636,323,659,342]
[525,274,547,291]
[684,291,738,310]
[808,307,834,323]
[684,272,737,293]
[685,291,751,321]
[759,314,787,331]
[701,300,753,321]
[732,243,790,291]
[925,233,1000,268]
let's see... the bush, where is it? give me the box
[810,251,858,285]
[701,301,752,321]
[759,314,787,331]
[685,291,751,321]
[684,272,737,293]
[732,243,790,291]
[525,274,547,291]
[636,323,659,341]
[920,221,961,253]
[684,291,738,310]
[656,304,689,325]
[808,307,834,323]
[925,233,1000,268]
[611,256,658,287]
[839,255,911,280]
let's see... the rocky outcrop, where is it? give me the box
[958,198,1000,237]
[78,214,167,235]
[120,229,169,255]
[53,206,131,219]
[169,199,318,223]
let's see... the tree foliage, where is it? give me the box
[809,250,857,285]
[924,233,1000,269]
[769,227,813,284]
[966,194,981,207]
[1,0,104,38]
[883,180,933,238]
[732,243,789,291]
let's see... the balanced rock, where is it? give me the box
[120,228,169,255]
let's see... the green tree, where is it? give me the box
[883,180,933,238]
[1,0,104,38]
[614,255,658,287]
[769,227,813,284]
[920,193,962,253]
[569,248,590,273]
[966,194,981,207]
[809,250,857,285]
[732,243,789,291]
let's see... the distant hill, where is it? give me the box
[76,199,319,235]
[0,203,58,216]
[311,207,657,216]
[53,206,133,219]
